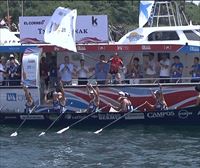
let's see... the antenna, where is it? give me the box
[6,0,9,18]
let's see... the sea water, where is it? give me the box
[0,125,200,168]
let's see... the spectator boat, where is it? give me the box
[0,0,199,127]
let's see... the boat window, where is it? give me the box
[148,31,179,41]
[183,30,200,41]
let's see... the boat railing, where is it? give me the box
[0,77,199,87]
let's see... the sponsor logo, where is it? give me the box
[164,45,171,50]
[65,114,72,119]
[20,115,44,120]
[147,111,175,118]
[24,20,45,25]
[7,93,16,101]
[92,16,98,26]
[125,113,144,120]
[127,32,144,41]
[190,46,199,52]
[178,110,193,119]
[98,46,106,50]
[6,93,26,102]
[77,46,86,51]
[28,59,35,63]
[5,116,17,119]
[98,113,121,120]
[142,45,151,50]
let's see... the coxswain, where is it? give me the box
[109,91,133,112]
[195,85,200,106]
[22,83,35,113]
[86,82,99,113]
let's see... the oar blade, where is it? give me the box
[56,127,69,134]
[10,132,18,137]
[94,129,103,134]
[39,132,46,137]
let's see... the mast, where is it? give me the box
[147,0,189,27]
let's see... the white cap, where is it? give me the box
[118,91,125,96]
[9,54,14,58]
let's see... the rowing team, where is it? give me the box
[21,81,200,114]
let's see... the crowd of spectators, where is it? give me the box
[0,52,200,87]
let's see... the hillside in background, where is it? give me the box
[0,0,199,32]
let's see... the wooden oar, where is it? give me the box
[38,103,72,137]
[94,102,146,134]
[10,105,37,137]
[56,105,109,134]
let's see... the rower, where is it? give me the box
[109,91,133,112]
[57,81,67,112]
[145,85,168,111]
[86,82,99,113]
[195,85,200,106]
[44,81,67,113]
[22,83,35,113]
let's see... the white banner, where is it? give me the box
[19,15,108,44]
[139,1,154,28]
[22,47,41,87]
[44,7,77,52]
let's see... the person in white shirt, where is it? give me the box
[144,53,157,83]
[159,54,170,83]
[0,58,5,85]
[59,56,74,85]
[76,58,89,85]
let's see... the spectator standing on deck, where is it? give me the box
[159,54,170,83]
[0,56,7,85]
[190,57,200,83]
[59,55,74,85]
[144,53,157,83]
[40,56,49,90]
[95,55,110,85]
[170,55,183,83]
[126,57,143,84]
[76,58,89,85]
[49,56,57,88]
[107,52,124,84]
[6,54,19,86]
[0,56,6,85]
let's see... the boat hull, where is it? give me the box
[1,106,199,127]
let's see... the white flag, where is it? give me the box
[139,1,154,28]
[44,7,77,52]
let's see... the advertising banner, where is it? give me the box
[19,15,108,44]
[22,47,41,87]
